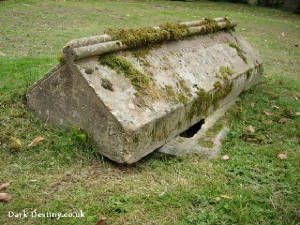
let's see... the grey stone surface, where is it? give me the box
[158,99,235,158]
[27,19,262,164]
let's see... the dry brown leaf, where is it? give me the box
[246,137,257,142]
[215,197,221,201]
[277,153,287,160]
[222,155,230,160]
[96,217,107,225]
[0,183,10,191]
[272,105,279,109]
[263,110,272,116]
[28,136,45,147]
[296,112,300,116]
[220,194,232,199]
[0,193,11,202]
[278,118,288,124]
[247,125,255,133]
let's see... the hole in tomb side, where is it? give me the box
[179,119,205,138]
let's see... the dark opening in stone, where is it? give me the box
[179,119,205,138]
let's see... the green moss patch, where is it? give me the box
[198,137,214,148]
[246,68,253,79]
[205,118,226,138]
[178,79,192,97]
[106,22,190,49]
[229,42,248,63]
[188,81,233,120]
[105,18,235,51]
[99,53,151,93]
[177,92,189,104]
[101,78,114,91]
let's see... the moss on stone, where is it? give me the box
[106,22,190,50]
[179,79,192,97]
[213,81,222,89]
[99,53,151,94]
[205,119,225,138]
[85,68,94,74]
[246,68,253,79]
[101,78,113,91]
[198,137,214,148]
[229,42,247,63]
[188,81,233,120]
[177,92,189,104]
[220,66,233,77]
[133,134,139,143]
[105,18,235,51]
[165,85,177,101]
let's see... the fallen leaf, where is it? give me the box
[28,136,45,147]
[281,32,285,37]
[263,110,272,116]
[277,153,287,160]
[278,118,288,124]
[222,155,230,160]
[0,51,6,57]
[247,125,255,133]
[0,183,10,191]
[220,195,232,199]
[272,105,279,109]
[96,217,107,225]
[215,197,221,201]
[0,193,11,202]
[246,137,257,142]
[296,112,300,116]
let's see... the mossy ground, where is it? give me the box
[0,1,299,225]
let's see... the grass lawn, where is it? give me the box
[0,0,299,224]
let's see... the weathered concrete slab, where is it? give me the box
[27,18,262,164]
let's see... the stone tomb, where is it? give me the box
[27,18,262,163]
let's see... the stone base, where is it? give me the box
[158,99,235,159]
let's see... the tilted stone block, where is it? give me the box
[27,18,262,163]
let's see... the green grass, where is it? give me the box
[0,0,299,224]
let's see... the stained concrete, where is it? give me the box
[27,19,262,164]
